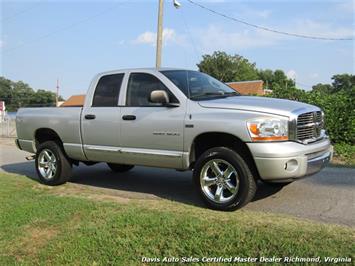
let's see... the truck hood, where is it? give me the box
[198,96,319,117]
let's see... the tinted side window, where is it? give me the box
[160,70,189,96]
[126,73,178,106]
[92,74,124,107]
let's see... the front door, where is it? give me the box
[120,72,185,168]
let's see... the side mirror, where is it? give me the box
[149,90,180,107]
[150,90,169,104]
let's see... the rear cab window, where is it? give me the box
[92,73,124,107]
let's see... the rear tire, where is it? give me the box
[35,141,72,185]
[107,163,134,173]
[193,147,256,211]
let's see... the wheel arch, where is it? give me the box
[34,128,64,149]
[189,132,260,180]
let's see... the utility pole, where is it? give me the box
[155,0,164,68]
[56,79,59,107]
[155,0,181,68]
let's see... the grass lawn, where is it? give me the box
[0,173,354,265]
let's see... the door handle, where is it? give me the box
[84,114,96,120]
[122,115,136,121]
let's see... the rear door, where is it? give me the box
[81,73,124,162]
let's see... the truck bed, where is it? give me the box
[16,107,83,152]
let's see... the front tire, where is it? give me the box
[262,180,293,187]
[35,141,72,185]
[107,163,134,173]
[193,147,256,211]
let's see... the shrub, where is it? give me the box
[334,143,355,165]
[304,91,355,145]
[269,88,355,145]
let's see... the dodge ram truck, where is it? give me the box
[15,68,333,210]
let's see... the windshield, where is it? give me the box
[161,70,239,100]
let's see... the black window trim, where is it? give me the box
[124,72,180,107]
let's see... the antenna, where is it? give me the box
[56,79,59,107]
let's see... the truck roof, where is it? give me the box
[61,68,196,107]
[96,67,194,76]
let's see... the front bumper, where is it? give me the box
[247,138,333,182]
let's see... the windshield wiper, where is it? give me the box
[224,91,240,97]
[190,91,240,100]
[190,92,228,99]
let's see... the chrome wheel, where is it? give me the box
[38,149,57,180]
[200,159,239,203]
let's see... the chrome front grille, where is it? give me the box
[296,111,323,143]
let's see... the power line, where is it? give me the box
[180,7,201,64]
[2,1,125,53]
[186,0,353,41]
[1,1,46,23]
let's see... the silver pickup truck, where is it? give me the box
[16,68,333,210]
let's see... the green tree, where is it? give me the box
[197,51,259,82]
[312,83,333,94]
[331,74,355,94]
[257,69,273,89]
[197,52,296,91]
[311,74,354,95]
[269,83,307,101]
[269,84,354,145]
[0,76,62,111]
[0,77,13,107]
[12,81,35,108]
[306,91,354,144]
[31,90,56,106]
[258,69,295,91]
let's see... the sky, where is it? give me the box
[0,0,354,98]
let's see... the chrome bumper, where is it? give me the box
[306,149,332,176]
[247,139,333,181]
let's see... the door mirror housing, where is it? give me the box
[150,90,169,104]
[149,90,180,107]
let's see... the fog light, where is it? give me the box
[285,159,298,172]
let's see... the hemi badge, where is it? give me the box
[185,124,194,128]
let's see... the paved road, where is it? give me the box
[1,138,354,227]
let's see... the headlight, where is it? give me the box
[247,118,288,141]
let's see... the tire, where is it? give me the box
[35,141,72,186]
[262,180,293,187]
[193,147,257,211]
[107,163,134,173]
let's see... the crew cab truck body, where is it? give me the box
[16,68,333,210]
